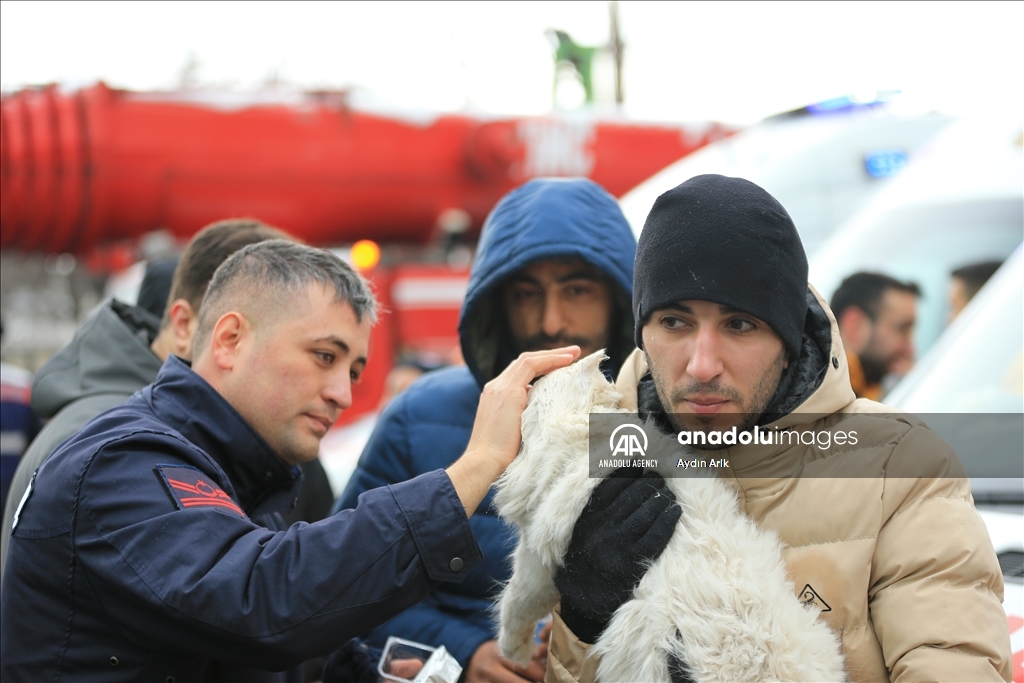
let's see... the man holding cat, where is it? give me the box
[547,175,1011,682]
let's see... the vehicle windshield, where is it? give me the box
[879,245,1022,413]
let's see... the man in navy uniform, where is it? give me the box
[1,240,578,682]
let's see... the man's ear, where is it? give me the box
[209,312,248,371]
[837,306,872,354]
[164,300,200,359]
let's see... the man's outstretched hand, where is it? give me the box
[447,346,580,516]
[554,470,681,643]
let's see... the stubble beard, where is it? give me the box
[861,323,911,384]
[858,337,892,385]
[647,349,787,450]
[272,422,324,468]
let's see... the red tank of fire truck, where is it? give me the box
[1,82,734,422]
[1,82,732,252]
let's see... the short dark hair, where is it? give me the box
[951,260,1002,301]
[163,218,291,326]
[830,272,922,321]
[194,240,377,353]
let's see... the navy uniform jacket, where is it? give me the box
[0,357,481,682]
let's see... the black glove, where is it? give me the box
[321,638,382,683]
[554,469,681,643]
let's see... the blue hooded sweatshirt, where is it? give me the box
[335,178,637,667]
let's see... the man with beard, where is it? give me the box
[335,178,642,682]
[830,272,921,400]
[545,175,1011,682]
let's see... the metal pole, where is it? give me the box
[610,1,624,105]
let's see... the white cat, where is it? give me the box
[494,351,846,682]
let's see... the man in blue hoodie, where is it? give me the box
[336,178,639,682]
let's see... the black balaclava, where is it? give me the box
[633,174,808,359]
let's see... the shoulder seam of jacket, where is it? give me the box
[887,492,973,520]
[918,577,1004,594]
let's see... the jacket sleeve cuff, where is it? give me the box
[546,604,600,683]
[389,469,483,583]
[557,602,606,645]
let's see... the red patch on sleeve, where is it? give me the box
[155,465,246,518]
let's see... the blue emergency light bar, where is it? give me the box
[772,91,901,120]
[864,149,909,178]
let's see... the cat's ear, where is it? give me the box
[579,349,608,376]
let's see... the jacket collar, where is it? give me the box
[142,356,301,516]
[31,299,163,419]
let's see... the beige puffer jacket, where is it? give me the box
[545,291,1011,682]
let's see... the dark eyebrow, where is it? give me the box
[658,303,752,316]
[659,302,694,314]
[556,270,602,284]
[506,273,542,287]
[314,335,368,366]
[506,270,602,286]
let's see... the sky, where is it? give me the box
[1,1,1021,125]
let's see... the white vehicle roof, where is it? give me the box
[620,104,954,255]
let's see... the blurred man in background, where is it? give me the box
[948,259,1002,322]
[0,218,295,577]
[335,177,638,682]
[830,272,921,400]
